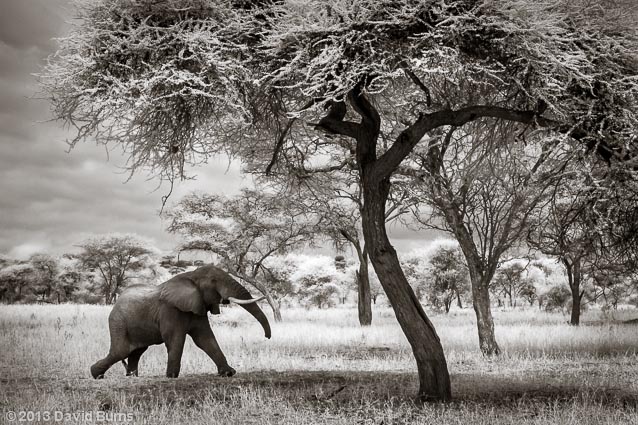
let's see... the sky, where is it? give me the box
[0,0,437,260]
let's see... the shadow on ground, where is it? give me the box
[16,370,632,409]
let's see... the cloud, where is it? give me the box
[8,241,52,260]
[0,0,70,51]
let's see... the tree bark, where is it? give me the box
[452,227,500,356]
[471,278,500,355]
[320,81,450,400]
[355,247,372,326]
[340,230,373,326]
[242,275,283,322]
[361,175,451,401]
[268,294,283,322]
[462,250,500,355]
[563,257,582,326]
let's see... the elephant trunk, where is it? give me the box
[239,302,271,339]
[227,280,271,339]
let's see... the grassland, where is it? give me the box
[1,304,637,424]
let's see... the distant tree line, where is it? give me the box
[2,230,636,321]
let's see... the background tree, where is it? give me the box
[519,282,538,307]
[0,263,34,302]
[56,259,82,303]
[406,122,572,354]
[541,285,572,313]
[42,0,638,400]
[526,169,597,325]
[289,173,375,325]
[403,243,469,313]
[591,267,637,311]
[526,153,638,324]
[166,188,324,322]
[29,254,60,303]
[491,261,536,308]
[271,254,345,309]
[426,245,470,313]
[273,169,410,325]
[75,234,157,304]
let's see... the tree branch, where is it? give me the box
[375,106,560,180]
[313,100,360,139]
[401,66,432,107]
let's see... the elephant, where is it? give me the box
[90,264,271,379]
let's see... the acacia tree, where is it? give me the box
[289,171,410,325]
[427,245,470,312]
[165,188,324,322]
[291,255,344,309]
[76,234,157,304]
[29,254,61,302]
[526,157,638,324]
[526,178,597,324]
[283,172,376,325]
[403,244,469,313]
[42,0,638,401]
[491,261,537,308]
[0,263,35,302]
[405,121,575,354]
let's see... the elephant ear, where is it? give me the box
[160,277,207,316]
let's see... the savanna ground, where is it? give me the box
[1,304,637,424]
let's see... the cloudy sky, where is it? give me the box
[0,0,435,260]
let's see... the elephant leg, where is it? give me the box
[189,319,235,377]
[125,347,148,376]
[164,332,186,378]
[91,350,128,379]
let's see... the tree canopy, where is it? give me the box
[43,0,638,178]
[75,234,158,304]
[42,0,638,401]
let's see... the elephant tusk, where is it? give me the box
[227,296,265,305]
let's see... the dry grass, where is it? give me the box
[1,304,637,424]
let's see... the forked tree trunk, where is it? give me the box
[362,176,451,401]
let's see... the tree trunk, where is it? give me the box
[471,278,500,355]
[454,233,500,355]
[259,287,282,322]
[355,248,372,326]
[456,291,463,309]
[361,176,451,401]
[563,257,582,326]
[342,231,373,326]
[243,275,283,323]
